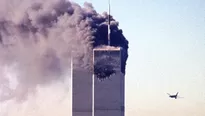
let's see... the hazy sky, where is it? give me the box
[75,0,205,115]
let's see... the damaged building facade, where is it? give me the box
[71,47,125,116]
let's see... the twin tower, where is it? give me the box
[71,47,125,116]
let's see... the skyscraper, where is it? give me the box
[72,0,126,115]
[93,47,125,116]
[72,47,125,116]
[72,61,93,116]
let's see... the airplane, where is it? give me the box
[167,92,179,99]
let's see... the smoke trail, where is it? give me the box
[0,0,128,115]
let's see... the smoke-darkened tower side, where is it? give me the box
[93,47,125,116]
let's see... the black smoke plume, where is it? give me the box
[0,0,128,102]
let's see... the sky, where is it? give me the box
[74,0,205,115]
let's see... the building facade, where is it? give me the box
[72,47,125,116]
[72,67,93,116]
[93,48,125,116]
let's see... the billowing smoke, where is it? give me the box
[93,46,123,81]
[0,0,128,115]
[94,55,117,80]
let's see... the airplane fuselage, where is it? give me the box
[169,95,177,99]
[167,92,178,99]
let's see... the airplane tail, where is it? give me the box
[176,92,179,98]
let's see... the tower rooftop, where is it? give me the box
[93,46,121,51]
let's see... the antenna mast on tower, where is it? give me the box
[108,0,111,46]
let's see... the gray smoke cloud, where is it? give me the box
[0,0,128,115]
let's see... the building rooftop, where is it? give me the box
[93,45,121,51]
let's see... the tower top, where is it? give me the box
[93,46,121,51]
[93,47,121,51]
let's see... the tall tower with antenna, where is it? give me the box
[92,0,125,116]
[71,1,125,116]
